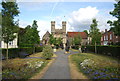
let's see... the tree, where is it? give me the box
[83,30,88,35]
[49,34,56,45]
[107,1,120,36]
[73,34,82,45]
[0,12,2,41]
[18,20,40,47]
[89,19,101,45]
[2,1,20,60]
[89,19,101,53]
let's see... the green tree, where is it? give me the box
[89,19,101,53]
[89,19,101,45]
[73,34,82,45]
[2,1,20,60]
[107,1,120,36]
[49,34,56,45]
[18,20,40,47]
[83,30,88,35]
[56,38,62,45]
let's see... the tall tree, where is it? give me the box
[89,19,101,45]
[83,30,88,35]
[18,20,40,47]
[107,1,120,36]
[2,1,20,60]
[73,34,82,45]
[31,20,40,44]
[49,34,56,45]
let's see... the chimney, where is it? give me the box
[105,29,107,32]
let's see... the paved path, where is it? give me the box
[41,49,79,79]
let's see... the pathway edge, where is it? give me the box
[68,54,89,79]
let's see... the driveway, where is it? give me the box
[41,49,79,79]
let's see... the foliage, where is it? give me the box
[107,1,120,36]
[35,46,43,53]
[56,37,62,45]
[2,1,20,59]
[2,58,48,79]
[18,20,40,47]
[49,34,62,48]
[73,34,82,45]
[2,47,43,59]
[89,19,101,45]
[42,45,53,60]
[86,45,120,58]
[83,30,88,35]
[70,53,120,79]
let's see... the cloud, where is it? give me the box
[37,20,50,40]
[19,20,31,28]
[68,6,99,31]
[67,6,116,32]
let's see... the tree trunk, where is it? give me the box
[6,43,8,60]
[95,41,97,53]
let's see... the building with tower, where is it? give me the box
[51,21,67,48]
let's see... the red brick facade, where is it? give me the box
[101,29,120,45]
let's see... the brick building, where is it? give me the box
[67,32,88,45]
[101,29,120,45]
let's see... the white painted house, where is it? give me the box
[0,33,18,48]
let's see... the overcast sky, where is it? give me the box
[15,0,117,39]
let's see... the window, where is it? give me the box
[101,37,103,41]
[110,34,112,40]
[106,35,108,40]
[9,41,13,45]
[104,36,106,40]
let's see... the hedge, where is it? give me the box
[2,46,43,59]
[71,45,120,58]
[85,45,120,58]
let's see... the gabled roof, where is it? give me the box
[42,31,50,40]
[67,32,88,39]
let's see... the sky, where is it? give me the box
[14,0,118,39]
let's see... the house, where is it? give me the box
[67,32,88,45]
[0,33,18,48]
[101,29,120,45]
[42,31,50,45]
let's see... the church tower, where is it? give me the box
[51,21,55,34]
[62,21,66,33]
[62,21,66,48]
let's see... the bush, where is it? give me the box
[35,46,43,53]
[2,48,19,59]
[18,44,34,47]
[2,47,43,59]
[71,45,79,50]
[42,45,53,60]
[85,45,120,58]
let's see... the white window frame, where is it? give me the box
[110,34,112,40]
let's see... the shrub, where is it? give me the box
[86,45,120,58]
[2,47,43,59]
[42,45,53,60]
[2,48,19,59]
[35,46,43,52]
[71,45,79,50]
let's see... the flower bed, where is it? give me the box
[2,58,48,80]
[70,53,120,79]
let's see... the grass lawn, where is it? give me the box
[2,52,49,80]
[70,53,120,79]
